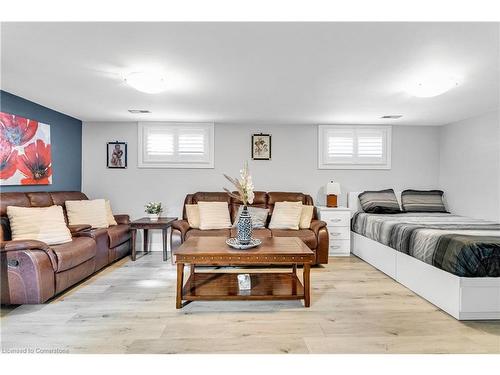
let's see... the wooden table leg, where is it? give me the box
[190,264,195,276]
[292,264,297,275]
[176,263,185,309]
[162,228,167,261]
[169,227,175,265]
[143,229,149,253]
[303,263,311,307]
[131,229,137,261]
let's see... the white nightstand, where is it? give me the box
[317,206,352,256]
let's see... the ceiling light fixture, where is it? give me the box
[406,74,460,98]
[128,109,151,114]
[124,71,168,94]
[381,115,402,119]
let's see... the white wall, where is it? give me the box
[82,122,440,220]
[438,110,500,221]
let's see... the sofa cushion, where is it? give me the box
[105,200,118,226]
[198,201,232,230]
[185,204,200,229]
[7,205,73,245]
[232,206,269,228]
[230,227,272,239]
[66,199,109,229]
[299,205,314,229]
[50,237,96,272]
[268,201,303,230]
[270,229,318,249]
[107,224,131,248]
[185,228,231,239]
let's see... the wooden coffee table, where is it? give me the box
[174,236,315,309]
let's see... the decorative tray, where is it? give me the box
[225,238,262,250]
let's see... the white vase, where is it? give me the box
[148,213,160,221]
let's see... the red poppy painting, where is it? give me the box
[0,112,52,186]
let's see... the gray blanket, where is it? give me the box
[351,212,500,277]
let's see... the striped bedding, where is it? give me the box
[351,212,500,277]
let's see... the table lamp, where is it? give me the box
[326,181,341,207]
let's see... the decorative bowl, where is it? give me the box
[225,237,262,250]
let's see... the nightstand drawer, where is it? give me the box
[329,239,351,256]
[320,212,351,227]
[327,226,350,240]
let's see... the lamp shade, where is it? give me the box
[326,181,341,195]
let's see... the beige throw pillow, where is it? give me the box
[269,201,303,230]
[198,201,231,230]
[7,205,72,245]
[105,200,118,226]
[66,199,109,229]
[185,204,200,229]
[299,205,314,229]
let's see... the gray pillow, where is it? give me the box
[401,190,448,213]
[358,189,401,214]
[232,206,269,228]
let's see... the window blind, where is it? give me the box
[319,125,391,169]
[138,123,214,168]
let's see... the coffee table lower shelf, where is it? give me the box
[178,272,308,307]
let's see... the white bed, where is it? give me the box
[348,191,500,320]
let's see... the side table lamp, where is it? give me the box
[326,181,341,208]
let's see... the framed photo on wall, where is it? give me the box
[107,141,127,168]
[251,133,271,160]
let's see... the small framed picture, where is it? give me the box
[107,142,127,168]
[251,133,271,160]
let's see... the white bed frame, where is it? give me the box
[348,192,500,320]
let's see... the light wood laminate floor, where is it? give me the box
[1,251,499,354]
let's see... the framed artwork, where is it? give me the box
[251,133,271,160]
[107,141,127,168]
[0,111,52,186]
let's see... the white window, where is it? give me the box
[318,125,391,169]
[138,122,214,168]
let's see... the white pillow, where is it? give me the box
[185,204,200,229]
[105,200,118,226]
[7,205,72,245]
[299,205,314,229]
[269,201,303,230]
[66,199,109,229]
[198,201,231,230]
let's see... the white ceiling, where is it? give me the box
[1,22,499,125]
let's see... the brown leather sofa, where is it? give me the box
[172,191,329,264]
[0,191,132,305]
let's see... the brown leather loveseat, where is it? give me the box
[172,191,329,264]
[0,191,132,305]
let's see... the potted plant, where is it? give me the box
[145,202,162,221]
[223,161,255,244]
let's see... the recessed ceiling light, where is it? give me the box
[128,109,151,114]
[124,71,168,94]
[406,74,460,98]
[381,115,402,119]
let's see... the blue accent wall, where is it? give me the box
[0,90,82,192]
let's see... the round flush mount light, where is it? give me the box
[124,71,168,94]
[406,74,460,98]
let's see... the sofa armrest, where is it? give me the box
[68,224,92,235]
[0,240,57,304]
[309,219,327,235]
[1,239,50,252]
[309,220,329,264]
[171,219,191,242]
[0,240,58,271]
[114,214,130,225]
[73,228,108,239]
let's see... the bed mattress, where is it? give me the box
[351,212,500,277]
